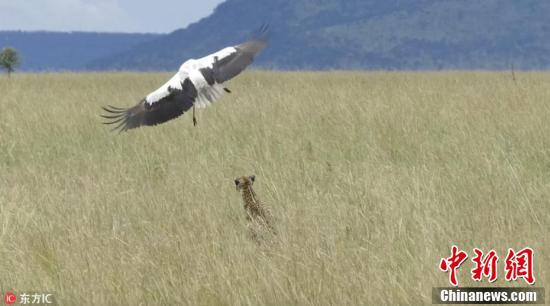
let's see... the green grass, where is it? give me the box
[0,71,549,305]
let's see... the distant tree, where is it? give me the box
[0,47,20,77]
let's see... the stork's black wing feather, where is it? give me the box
[209,24,269,84]
[102,78,197,132]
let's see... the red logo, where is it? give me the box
[439,246,536,286]
[505,247,535,284]
[4,292,16,305]
[439,245,468,286]
[471,248,499,282]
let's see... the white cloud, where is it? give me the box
[0,0,223,33]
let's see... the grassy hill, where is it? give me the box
[0,71,548,304]
[89,0,550,70]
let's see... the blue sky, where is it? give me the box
[0,0,225,33]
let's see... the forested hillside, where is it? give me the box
[89,0,550,70]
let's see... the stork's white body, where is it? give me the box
[145,47,238,108]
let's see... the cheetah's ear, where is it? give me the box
[249,175,256,182]
[234,179,240,186]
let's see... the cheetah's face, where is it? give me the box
[234,175,255,191]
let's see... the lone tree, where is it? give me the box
[0,47,20,77]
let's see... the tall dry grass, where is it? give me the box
[0,71,548,305]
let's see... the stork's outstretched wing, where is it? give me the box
[102,78,197,132]
[196,24,269,84]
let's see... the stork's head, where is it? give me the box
[234,175,255,191]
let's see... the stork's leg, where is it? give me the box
[193,104,197,126]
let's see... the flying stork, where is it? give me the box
[102,25,268,132]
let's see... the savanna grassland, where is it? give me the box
[0,71,549,305]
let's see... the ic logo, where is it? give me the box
[4,292,16,305]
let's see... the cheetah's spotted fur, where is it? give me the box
[234,175,275,238]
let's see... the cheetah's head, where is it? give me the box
[234,175,255,191]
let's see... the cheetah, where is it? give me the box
[234,175,276,240]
